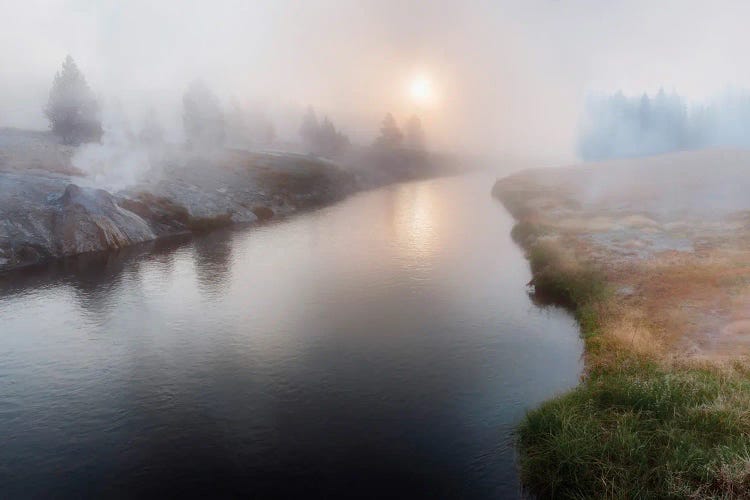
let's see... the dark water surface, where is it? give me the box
[0,173,582,498]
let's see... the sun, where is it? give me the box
[409,76,434,106]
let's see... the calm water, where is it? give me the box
[0,173,581,498]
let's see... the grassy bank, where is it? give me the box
[508,219,750,498]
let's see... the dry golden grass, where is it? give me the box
[494,165,750,361]
[496,168,750,363]
[602,306,663,356]
[531,214,750,360]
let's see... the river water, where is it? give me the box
[0,172,581,498]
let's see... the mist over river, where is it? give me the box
[0,172,582,498]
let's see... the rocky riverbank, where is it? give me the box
[0,128,450,272]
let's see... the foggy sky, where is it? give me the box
[2,0,750,161]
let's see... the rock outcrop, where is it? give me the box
[0,128,457,273]
[54,184,156,255]
[0,137,357,272]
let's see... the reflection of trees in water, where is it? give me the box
[142,236,187,276]
[384,185,398,240]
[192,229,234,297]
[64,251,128,317]
[0,236,190,316]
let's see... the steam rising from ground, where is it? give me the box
[72,103,159,192]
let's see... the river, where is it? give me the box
[0,172,582,498]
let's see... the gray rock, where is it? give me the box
[0,145,358,272]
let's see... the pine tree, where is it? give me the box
[44,55,102,145]
[225,98,249,147]
[639,93,651,130]
[299,106,320,151]
[375,113,403,149]
[183,80,225,149]
[318,116,349,157]
[299,107,348,156]
[254,114,275,145]
[138,108,165,147]
[245,106,275,146]
[405,115,425,150]
[319,117,337,154]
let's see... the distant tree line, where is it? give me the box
[44,56,428,157]
[372,112,424,150]
[579,89,750,160]
[298,108,426,157]
[299,107,350,157]
[181,83,278,150]
[226,98,275,148]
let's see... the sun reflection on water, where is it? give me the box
[393,181,440,261]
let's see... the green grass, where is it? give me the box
[528,245,606,306]
[518,362,750,498]
[511,222,750,499]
